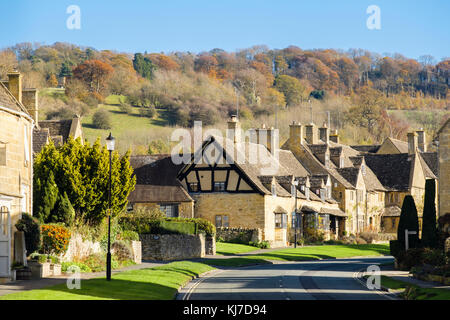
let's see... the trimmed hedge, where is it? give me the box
[119,216,215,236]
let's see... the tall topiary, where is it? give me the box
[421,179,438,248]
[398,195,420,249]
[33,171,59,223]
[15,213,41,255]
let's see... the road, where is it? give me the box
[178,257,395,300]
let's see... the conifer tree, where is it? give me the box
[421,179,438,248]
[50,191,75,225]
[397,195,420,249]
[33,171,59,223]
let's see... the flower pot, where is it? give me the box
[16,267,32,280]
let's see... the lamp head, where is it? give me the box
[106,132,115,151]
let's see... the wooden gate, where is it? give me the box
[0,206,11,278]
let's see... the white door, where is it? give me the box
[0,203,11,278]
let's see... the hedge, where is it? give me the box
[119,216,215,236]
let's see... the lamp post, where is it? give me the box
[292,179,299,248]
[105,133,115,281]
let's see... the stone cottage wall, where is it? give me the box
[140,233,205,260]
[216,227,262,244]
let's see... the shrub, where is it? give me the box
[359,232,378,244]
[138,106,155,118]
[422,248,447,266]
[119,102,133,114]
[355,237,367,244]
[80,253,119,272]
[118,230,139,241]
[41,224,71,255]
[61,261,92,273]
[401,248,425,269]
[15,213,41,255]
[304,229,325,244]
[92,109,112,129]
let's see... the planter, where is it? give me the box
[16,267,32,280]
[50,264,62,276]
[28,261,52,279]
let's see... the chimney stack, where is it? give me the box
[304,123,318,145]
[22,89,39,123]
[227,115,241,143]
[319,123,329,144]
[329,129,339,144]
[256,124,277,154]
[289,121,303,146]
[407,132,418,155]
[7,72,22,103]
[416,129,426,152]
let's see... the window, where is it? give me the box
[339,157,344,168]
[275,213,287,229]
[320,188,326,201]
[271,183,277,197]
[159,204,179,218]
[326,186,331,199]
[305,188,310,201]
[339,191,343,199]
[213,181,226,192]
[189,182,199,192]
[361,164,366,175]
[215,215,229,228]
[350,191,354,201]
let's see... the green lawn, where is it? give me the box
[375,276,450,300]
[0,261,214,300]
[216,242,261,255]
[203,244,390,267]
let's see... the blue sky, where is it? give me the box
[0,0,448,60]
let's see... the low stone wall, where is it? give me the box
[205,236,216,255]
[140,234,205,261]
[62,234,102,262]
[216,227,262,244]
[131,241,142,264]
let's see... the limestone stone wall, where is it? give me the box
[140,233,205,261]
[62,233,103,262]
[439,122,450,217]
[216,227,262,244]
[205,236,216,255]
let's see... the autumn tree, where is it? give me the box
[194,54,218,78]
[72,59,114,94]
[274,75,307,106]
[346,86,386,136]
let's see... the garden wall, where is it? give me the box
[216,227,262,244]
[62,234,102,262]
[140,234,205,261]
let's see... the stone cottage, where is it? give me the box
[435,118,450,218]
[0,72,35,280]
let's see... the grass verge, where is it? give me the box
[216,242,261,255]
[0,261,214,300]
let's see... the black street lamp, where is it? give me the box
[105,132,115,281]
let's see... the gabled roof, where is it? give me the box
[363,154,412,191]
[350,145,380,153]
[0,81,30,116]
[420,152,438,176]
[32,128,49,154]
[382,137,409,154]
[336,167,360,187]
[128,154,193,203]
[38,119,73,142]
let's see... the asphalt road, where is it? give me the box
[178,257,395,300]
